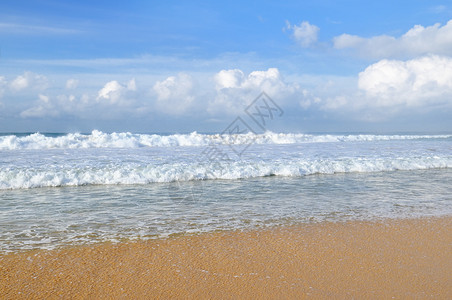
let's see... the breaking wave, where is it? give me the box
[1,155,450,189]
[0,130,451,150]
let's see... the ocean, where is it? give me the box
[0,131,451,253]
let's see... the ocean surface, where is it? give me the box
[0,131,451,253]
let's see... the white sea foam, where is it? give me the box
[0,130,450,150]
[1,131,451,252]
[0,155,450,189]
[1,131,451,190]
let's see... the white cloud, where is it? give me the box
[210,68,301,114]
[10,75,29,91]
[286,21,319,48]
[0,76,6,98]
[299,55,452,121]
[127,78,137,91]
[215,69,244,89]
[0,22,80,35]
[298,89,321,109]
[333,20,452,59]
[38,94,50,103]
[215,68,285,92]
[153,73,195,115]
[9,71,48,92]
[97,79,137,104]
[15,76,142,120]
[57,94,76,104]
[97,80,123,102]
[20,92,98,119]
[18,77,141,120]
[66,79,79,89]
[20,94,59,118]
[357,55,452,108]
[8,58,451,126]
[243,68,285,90]
[430,5,447,14]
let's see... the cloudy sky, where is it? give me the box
[0,0,451,133]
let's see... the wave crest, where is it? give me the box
[1,155,450,189]
[1,130,450,150]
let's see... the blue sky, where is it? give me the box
[0,0,451,133]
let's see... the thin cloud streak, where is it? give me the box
[0,22,81,35]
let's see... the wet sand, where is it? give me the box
[1,217,451,299]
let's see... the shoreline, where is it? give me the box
[1,216,451,298]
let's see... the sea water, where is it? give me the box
[0,131,451,252]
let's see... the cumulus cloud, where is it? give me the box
[20,91,103,119]
[210,68,302,114]
[286,21,319,47]
[358,55,452,107]
[97,81,123,101]
[153,73,195,115]
[19,77,141,120]
[20,94,59,118]
[299,55,452,121]
[66,79,79,89]
[10,75,30,91]
[333,20,452,59]
[215,68,289,91]
[9,71,48,92]
[9,58,451,126]
[214,69,244,89]
[97,79,136,104]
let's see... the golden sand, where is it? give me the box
[1,217,451,299]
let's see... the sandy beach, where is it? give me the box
[1,217,451,299]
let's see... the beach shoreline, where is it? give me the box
[1,216,451,299]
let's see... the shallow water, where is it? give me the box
[1,132,451,252]
[1,168,451,253]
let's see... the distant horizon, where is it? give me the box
[2,130,452,136]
